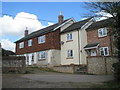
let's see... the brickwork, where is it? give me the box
[86,27,113,56]
[16,29,60,55]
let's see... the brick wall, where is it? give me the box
[16,29,60,55]
[86,27,113,56]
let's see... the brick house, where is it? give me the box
[84,18,115,57]
[15,13,76,66]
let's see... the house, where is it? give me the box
[15,12,95,66]
[60,18,94,65]
[15,12,115,67]
[84,18,115,57]
[15,12,74,66]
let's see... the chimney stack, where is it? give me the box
[58,11,64,24]
[25,27,28,37]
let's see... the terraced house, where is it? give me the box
[15,13,114,67]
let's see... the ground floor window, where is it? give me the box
[100,47,109,56]
[67,50,73,58]
[38,51,46,60]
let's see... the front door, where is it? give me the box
[28,54,32,65]
[90,50,97,56]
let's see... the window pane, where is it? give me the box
[104,48,108,56]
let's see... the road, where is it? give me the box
[2,71,114,88]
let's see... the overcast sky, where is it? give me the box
[0,2,112,52]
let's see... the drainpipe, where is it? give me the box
[77,29,80,65]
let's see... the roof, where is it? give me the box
[15,19,70,43]
[86,18,113,31]
[84,43,99,49]
[60,17,93,34]
[2,48,15,56]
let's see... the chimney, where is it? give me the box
[58,11,64,24]
[25,27,28,37]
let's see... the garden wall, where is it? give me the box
[2,56,26,73]
[87,56,118,75]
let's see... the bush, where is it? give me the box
[112,62,120,82]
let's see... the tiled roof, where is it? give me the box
[86,18,113,31]
[60,17,93,34]
[15,19,70,43]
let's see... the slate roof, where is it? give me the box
[60,17,93,34]
[84,43,99,49]
[15,19,70,43]
[86,18,113,31]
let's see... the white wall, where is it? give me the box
[61,30,80,65]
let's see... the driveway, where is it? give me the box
[2,71,114,88]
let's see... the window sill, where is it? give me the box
[38,59,46,61]
[98,35,107,38]
[66,40,73,42]
[66,57,73,59]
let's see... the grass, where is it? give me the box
[91,80,120,88]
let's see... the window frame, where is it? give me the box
[38,51,46,60]
[98,27,107,37]
[67,33,72,41]
[28,39,32,46]
[100,47,109,56]
[67,49,73,58]
[38,35,45,44]
[19,42,24,48]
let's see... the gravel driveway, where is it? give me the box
[2,71,114,88]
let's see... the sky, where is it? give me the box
[0,2,112,52]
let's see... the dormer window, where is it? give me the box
[28,39,32,46]
[67,33,72,41]
[19,42,24,48]
[98,27,107,37]
[38,35,45,44]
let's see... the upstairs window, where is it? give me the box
[98,28,107,37]
[19,42,24,48]
[67,50,73,58]
[100,47,109,56]
[38,51,46,60]
[28,39,32,46]
[38,35,45,44]
[67,33,72,41]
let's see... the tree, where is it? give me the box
[84,2,120,82]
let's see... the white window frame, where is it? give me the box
[28,39,32,46]
[67,50,73,58]
[100,47,109,56]
[38,51,46,60]
[19,42,24,48]
[67,33,72,41]
[98,27,107,37]
[38,35,45,44]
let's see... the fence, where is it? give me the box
[2,56,26,73]
[87,56,118,75]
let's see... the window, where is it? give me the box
[38,51,46,59]
[28,39,32,46]
[98,28,107,37]
[38,35,45,44]
[19,42,24,48]
[67,50,73,58]
[67,33,72,41]
[100,47,109,56]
